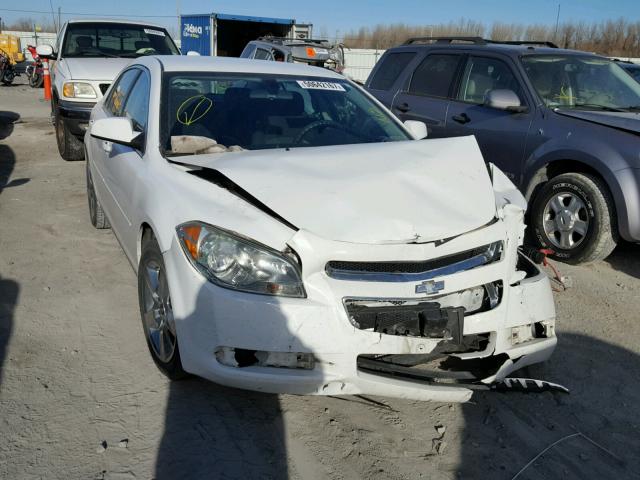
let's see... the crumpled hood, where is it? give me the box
[61,57,132,82]
[555,108,640,134]
[177,136,497,244]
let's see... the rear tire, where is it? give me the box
[1,70,14,85]
[138,233,188,380]
[531,172,618,264]
[55,112,84,161]
[86,159,110,229]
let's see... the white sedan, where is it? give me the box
[85,56,557,402]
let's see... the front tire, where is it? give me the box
[138,233,188,380]
[29,73,43,88]
[55,112,85,161]
[531,172,618,264]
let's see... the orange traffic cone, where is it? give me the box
[43,59,51,101]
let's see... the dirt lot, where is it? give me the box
[1,78,639,480]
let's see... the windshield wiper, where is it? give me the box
[624,105,640,112]
[72,50,121,58]
[572,103,628,112]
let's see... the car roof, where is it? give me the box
[151,55,345,78]
[67,18,167,29]
[387,42,594,57]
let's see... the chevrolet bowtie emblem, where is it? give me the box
[415,280,445,295]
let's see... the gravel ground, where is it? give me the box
[1,78,639,480]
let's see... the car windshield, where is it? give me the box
[522,55,640,111]
[62,23,179,58]
[162,72,410,153]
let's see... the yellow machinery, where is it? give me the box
[0,34,26,64]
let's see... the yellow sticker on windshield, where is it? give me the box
[177,95,213,125]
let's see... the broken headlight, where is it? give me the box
[177,222,305,298]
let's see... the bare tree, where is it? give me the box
[4,17,56,33]
[343,17,640,56]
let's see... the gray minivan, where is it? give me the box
[366,37,640,264]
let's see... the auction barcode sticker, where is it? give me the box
[297,80,345,91]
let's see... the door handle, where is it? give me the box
[395,102,410,113]
[452,113,471,124]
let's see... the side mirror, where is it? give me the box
[90,117,143,149]
[36,44,55,59]
[485,89,528,113]
[186,51,200,56]
[404,120,428,140]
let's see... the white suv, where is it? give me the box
[37,19,179,160]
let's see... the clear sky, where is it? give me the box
[1,0,639,37]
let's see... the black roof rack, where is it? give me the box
[403,36,558,48]
[404,36,486,45]
[257,36,332,46]
[490,40,558,48]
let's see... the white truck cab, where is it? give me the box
[38,19,179,160]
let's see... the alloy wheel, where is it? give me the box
[542,192,589,250]
[141,259,177,363]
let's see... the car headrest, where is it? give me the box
[76,36,94,49]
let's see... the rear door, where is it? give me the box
[366,50,419,107]
[446,54,534,181]
[390,52,464,138]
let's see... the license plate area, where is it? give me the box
[346,300,464,343]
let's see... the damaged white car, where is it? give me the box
[85,56,557,402]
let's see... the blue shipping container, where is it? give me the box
[180,15,211,55]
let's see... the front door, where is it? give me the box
[446,54,534,182]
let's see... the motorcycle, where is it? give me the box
[25,45,44,88]
[0,49,16,86]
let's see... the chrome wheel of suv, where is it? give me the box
[531,172,618,264]
[543,192,589,249]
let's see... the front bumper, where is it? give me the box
[163,215,557,402]
[57,99,96,137]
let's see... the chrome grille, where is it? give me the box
[326,242,503,282]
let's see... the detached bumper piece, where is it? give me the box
[357,354,569,394]
[491,378,569,394]
[358,353,507,389]
[349,302,465,343]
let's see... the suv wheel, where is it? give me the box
[531,172,618,264]
[55,111,85,161]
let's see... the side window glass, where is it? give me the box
[369,52,416,90]
[409,54,461,98]
[240,44,256,58]
[272,49,286,62]
[105,69,140,116]
[458,57,524,104]
[254,48,272,61]
[123,72,150,132]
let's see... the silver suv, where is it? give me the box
[240,37,344,72]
